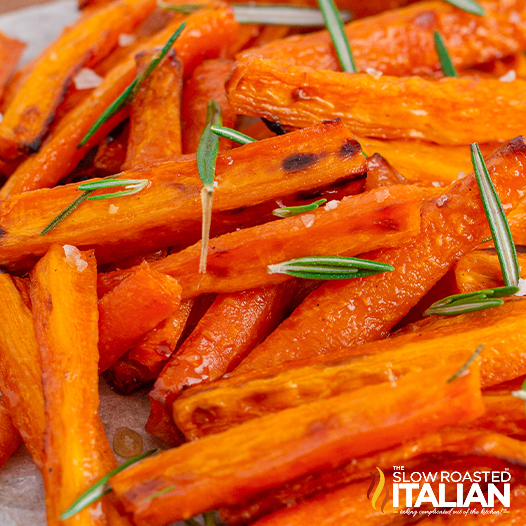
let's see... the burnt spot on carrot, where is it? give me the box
[339,139,361,159]
[0,227,6,240]
[282,153,318,172]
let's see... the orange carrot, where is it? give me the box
[93,123,129,173]
[0,396,22,470]
[364,153,409,191]
[0,30,25,100]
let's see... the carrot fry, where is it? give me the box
[0,120,366,271]
[240,0,526,75]
[98,183,425,298]
[122,49,183,170]
[181,59,236,153]
[0,273,44,467]
[232,137,526,371]
[364,153,409,191]
[0,0,157,159]
[98,261,182,372]
[173,298,526,439]
[110,364,484,525]
[0,30,25,100]
[147,281,301,441]
[227,56,526,145]
[0,3,238,197]
[30,243,119,525]
[0,396,22,470]
[455,250,526,293]
[93,123,130,173]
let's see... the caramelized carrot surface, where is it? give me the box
[0,396,22,470]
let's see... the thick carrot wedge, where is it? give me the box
[30,243,119,526]
[240,0,526,75]
[174,298,526,439]
[0,273,44,467]
[0,3,238,197]
[364,153,408,190]
[98,262,182,372]
[0,0,157,159]
[122,50,183,170]
[227,56,526,145]
[110,364,483,525]
[98,183,425,298]
[0,31,25,100]
[0,396,22,470]
[455,250,526,293]
[0,121,365,271]
[233,137,526,371]
[181,59,236,153]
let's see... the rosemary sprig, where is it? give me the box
[78,22,186,148]
[60,449,158,520]
[197,100,222,274]
[434,31,458,77]
[272,198,327,218]
[268,256,394,280]
[442,0,485,16]
[423,286,519,316]
[210,125,255,145]
[447,345,484,382]
[318,0,356,73]
[40,177,149,235]
[160,2,352,26]
[472,142,520,287]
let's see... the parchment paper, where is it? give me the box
[0,3,187,525]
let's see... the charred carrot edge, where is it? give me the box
[0,396,22,470]
[30,243,120,525]
[181,59,236,154]
[110,364,483,525]
[227,56,526,146]
[98,183,426,299]
[0,0,158,159]
[98,261,182,372]
[173,298,526,440]
[122,50,183,170]
[147,282,300,440]
[0,121,365,272]
[240,0,526,75]
[0,273,45,467]
[0,3,238,197]
[231,137,526,372]
[0,30,25,98]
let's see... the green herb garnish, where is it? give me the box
[272,198,327,218]
[60,449,158,520]
[160,2,352,26]
[472,142,519,287]
[41,189,95,236]
[442,0,485,16]
[78,22,186,149]
[318,0,356,72]
[511,378,526,412]
[268,256,394,280]
[434,31,458,77]
[448,344,484,382]
[210,125,255,145]
[197,100,222,273]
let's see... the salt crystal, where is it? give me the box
[118,33,136,47]
[435,195,448,207]
[63,245,88,272]
[432,182,441,187]
[73,68,103,90]
[375,188,389,202]
[301,214,315,228]
[457,170,467,180]
[366,67,383,80]
[515,278,526,297]
[325,200,339,210]
[109,204,118,214]
[499,70,516,83]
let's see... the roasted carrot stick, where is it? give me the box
[0,31,25,100]
[110,364,483,525]
[98,261,182,372]
[93,123,129,173]
[240,0,526,75]
[227,56,526,146]
[175,298,526,439]
[364,153,408,191]
[0,121,366,271]
[0,396,22,470]
[98,183,425,298]
[233,137,526,371]
[0,3,238,197]
[122,49,183,170]
[181,59,236,153]
[0,0,157,159]
[0,273,44,467]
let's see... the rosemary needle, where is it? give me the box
[447,345,484,382]
[442,0,485,16]
[272,198,327,218]
[210,125,255,145]
[434,31,458,77]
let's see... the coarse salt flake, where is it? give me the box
[515,278,526,297]
[435,195,448,207]
[118,33,136,47]
[301,214,315,228]
[432,182,441,187]
[63,245,88,272]
[457,170,467,180]
[109,204,119,214]
[375,188,390,202]
[325,200,339,210]
[499,70,516,83]
[73,68,103,90]
[366,67,383,79]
